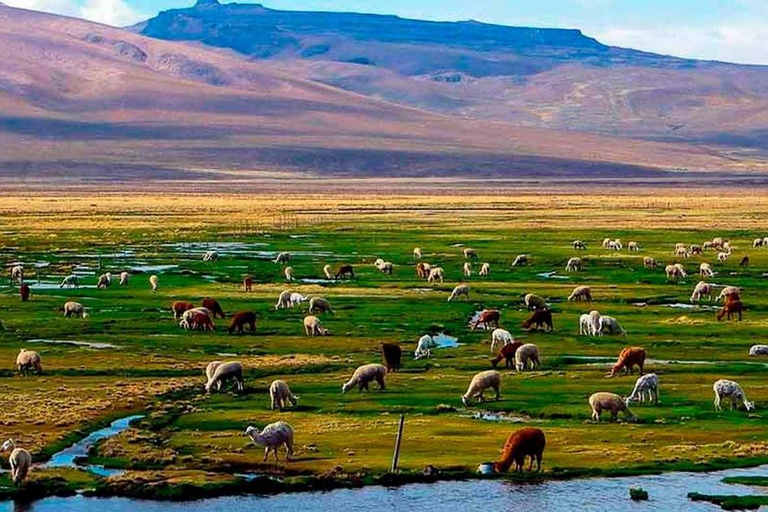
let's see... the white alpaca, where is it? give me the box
[490,328,514,353]
[713,379,754,411]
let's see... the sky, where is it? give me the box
[4,0,768,65]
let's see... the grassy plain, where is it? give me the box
[2,189,768,499]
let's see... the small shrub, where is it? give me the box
[630,487,649,501]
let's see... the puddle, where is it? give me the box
[300,278,337,284]
[216,353,238,357]
[130,264,178,273]
[43,415,144,476]
[464,412,529,423]
[27,339,120,349]
[72,251,136,258]
[537,272,570,280]
[665,303,720,311]
[433,333,460,349]
[29,282,97,290]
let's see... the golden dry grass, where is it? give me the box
[4,188,768,231]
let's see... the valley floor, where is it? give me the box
[1,189,768,500]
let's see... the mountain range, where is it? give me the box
[1,0,767,186]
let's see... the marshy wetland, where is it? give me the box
[2,191,768,509]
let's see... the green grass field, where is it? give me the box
[2,212,768,496]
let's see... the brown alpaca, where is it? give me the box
[717,296,744,321]
[416,263,430,279]
[740,255,750,267]
[609,347,646,376]
[494,427,546,473]
[243,276,253,292]
[471,310,500,331]
[191,312,214,331]
[202,298,226,319]
[172,301,195,320]
[335,265,355,279]
[381,343,402,373]
[491,341,524,369]
[522,310,553,332]
[228,311,257,334]
[19,284,30,302]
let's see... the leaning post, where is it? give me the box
[391,414,405,472]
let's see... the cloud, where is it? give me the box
[594,23,768,65]
[79,0,144,26]
[2,0,78,17]
[2,0,145,26]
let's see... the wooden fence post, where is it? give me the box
[391,414,405,472]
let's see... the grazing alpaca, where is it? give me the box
[491,341,523,369]
[568,285,592,302]
[228,311,257,334]
[342,364,387,393]
[335,265,355,279]
[245,422,294,462]
[243,275,253,292]
[609,347,646,377]
[461,370,501,406]
[269,380,299,411]
[381,343,402,372]
[471,310,500,331]
[717,295,744,321]
[713,379,754,411]
[1,439,31,485]
[589,393,635,422]
[205,361,244,393]
[447,284,469,302]
[522,310,553,332]
[625,373,659,405]
[494,428,546,473]
[515,344,540,371]
[740,255,750,267]
[10,265,23,284]
[149,274,158,292]
[19,284,30,302]
[303,315,330,336]
[190,312,214,331]
[172,300,196,320]
[16,349,42,376]
[524,293,547,310]
[565,257,582,272]
[202,298,226,319]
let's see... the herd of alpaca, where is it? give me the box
[2,234,762,482]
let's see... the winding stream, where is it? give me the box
[4,462,768,511]
[41,415,144,477]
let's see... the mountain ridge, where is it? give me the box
[133,1,768,144]
[0,2,765,185]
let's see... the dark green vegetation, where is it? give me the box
[630,486,649,501]
[2,222,768,499]
[689,492,767,510]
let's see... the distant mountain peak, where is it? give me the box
[194,0,220,8]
